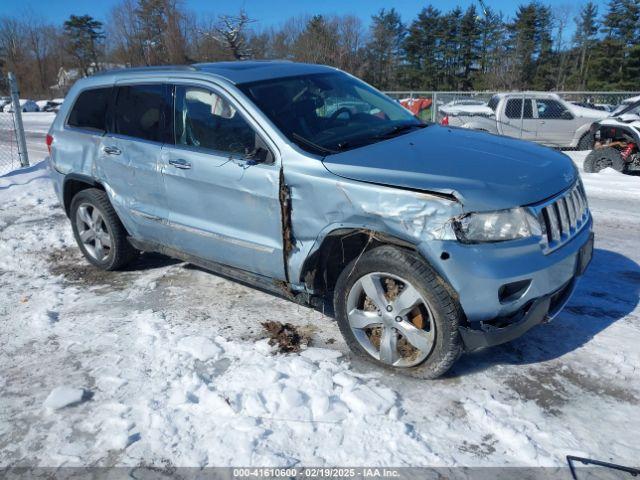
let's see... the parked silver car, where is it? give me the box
[442,92,608,149]
[47,62,594,378]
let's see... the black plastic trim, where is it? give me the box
[459,296,551,352]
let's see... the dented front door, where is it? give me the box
[161,83,286,279]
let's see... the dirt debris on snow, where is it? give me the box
[261,321,312,353]
[505,365,638,415]
[47,248,126,289]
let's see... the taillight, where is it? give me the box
[46,134,53,154]
[441,116,449,126]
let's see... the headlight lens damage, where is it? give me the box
[453,207,542,243]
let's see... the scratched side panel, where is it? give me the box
[281,150,462,288]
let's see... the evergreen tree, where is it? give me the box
[587,0,639,88]
[458,5,481,90]
[293,15,340,65]
[476,7,507,89]
[572,2,599,89]
[438,7,462,89]
[532,3,554,90]
[365,8,404,90]
[134,0,187,65]
[63,15,104,76]
[403,6,441,89]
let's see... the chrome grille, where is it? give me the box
[531,182,589,254]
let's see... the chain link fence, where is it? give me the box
[0,72,30,175]
[384,90,640,149]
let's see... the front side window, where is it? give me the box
[536,99,572,120]
[67,87,111,132]
[174,86,261,157]
[112,84,170,142]
[239,72,423,154]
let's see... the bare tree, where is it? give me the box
[109,0,144,66]
[202,10,254,60]
[335,15,365,74]
[107,0,187,67]
[23,12,53,92]
[552,4,573,89]
[0,17,25,73]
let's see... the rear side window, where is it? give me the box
[112,84,170,142]
[67,87,111,132]
[505,99,533,119]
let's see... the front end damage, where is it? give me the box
[285,172,462,297]
[282,160,592,352]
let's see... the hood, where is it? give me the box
[441,104,494,116]
[617,113,640,124]
[322,126,578,211]
[567,103,609,119]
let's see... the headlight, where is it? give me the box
[453,207,542,243]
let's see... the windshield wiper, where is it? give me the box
[332,123,429,152]
[374,122,427,139]
[292,132,338,155]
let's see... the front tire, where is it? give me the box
[584,147,624,173]
[333,245,463,379]
[577,132,595,151]
[70,188,138,270]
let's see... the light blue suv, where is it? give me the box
[47,61,594,378]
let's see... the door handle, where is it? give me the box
[103,146,121,155]
[539,121,546,124]
[168,158,192,169]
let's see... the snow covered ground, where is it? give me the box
[0,115,638,469]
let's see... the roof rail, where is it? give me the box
[193,59,293,69]
[94,65,197,76]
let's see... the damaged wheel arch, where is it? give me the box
[300,228,440,297]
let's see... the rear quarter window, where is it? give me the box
[67,87,111,132]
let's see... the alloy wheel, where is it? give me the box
[75,203,113,262]
[346,272,435,367]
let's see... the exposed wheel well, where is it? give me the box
[300,229,418,296]
[63,177,104,216]
[594,124,640,147]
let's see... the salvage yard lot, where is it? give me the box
[0,114,638,467]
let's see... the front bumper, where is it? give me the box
[459,276,577,352]
[418,219,594,351]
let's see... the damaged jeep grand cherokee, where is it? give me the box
[47,61,594,378]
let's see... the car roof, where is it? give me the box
[494,92,561,99]
[95,61,337,85]
[194,61,336,84]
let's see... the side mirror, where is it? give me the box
[561,110,574,120]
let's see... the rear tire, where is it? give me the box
[577,132,595,151]
[333,245,463,379]
[584,147,624,173]
[70,188,138,270]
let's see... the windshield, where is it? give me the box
[615,100,640,117]
[487,96,499,111]
[239,72,423,154]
